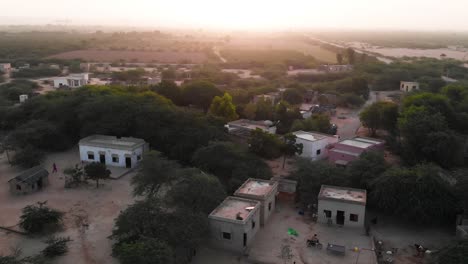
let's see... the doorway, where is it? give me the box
[125,157,132,168]
[243,233,247,247]
[336,210,345,225]
[99,154,106,164]
[37,178,43,189]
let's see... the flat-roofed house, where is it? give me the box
[0,63,12,73]
[208,196,261,253]
[9,166,49,195]
[293,131,339,161]
[226,119,276,138]
[53,73,89,88]
[400,81,419,92]
[317,185,366,228]
[234,178,278,226]
[328,137,384,167]
[79,135,148,168]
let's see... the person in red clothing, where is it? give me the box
[52,163,58,173]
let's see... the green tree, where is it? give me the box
[275,101,303,134]
[154,80,181,104]
[248,129,283,159]
[370,164,459,224]
[131,151,180,197]
[359,101,399,136]
[84,162,111,189]
[336,53,343,64]
[291,114,332,134]
[167,169,226,214]
[291,160,350,207]
[113,238,174,264]
[281,133,303,168]
[208,93,239,121]
[347,151,387,189]
[41,236,72,258]
[6,120,69,151]
[255,98,275,120]
[282,89,303,105]
[192,141,272,193]
[11,145,44,169]
[19,202,63,234]
[182,81,222,110]
[346,48,356,65]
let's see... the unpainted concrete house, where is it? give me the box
[328,137,384,167]
[9,166,49,195]
[208,196,261,253]
[317,185,366,228]
[400,81,419,92]
[79,135,148,168]
[234,178,278,226]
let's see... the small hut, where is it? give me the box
[9,166,49,195]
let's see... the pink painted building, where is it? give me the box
[328,137,384,167]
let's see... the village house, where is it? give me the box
[208,196,261,253]
[317,185,366,228]
[8,166,49,195]
[53,73,89,88]
[400,81,419,92]
[319,64,353,72]
[328,137,384,167]
[252,91,282,105]
[234,178,278,226]
[79,135,148,168]
[0,63,12,73]
[226,119,276,138]
[293,131,339,161]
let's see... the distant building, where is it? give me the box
[317,185,366,228]
[19,94,28,103]
[208,196,261,253]
[234,178,278,226]
[9,166,49,195]
[252,91,282,105]
[328,137,384,167]
[319,64,353,72]
[0,63,11,73]
[53,73,89,88]
[79,135,148,168]
[49,64,60,70]
[293,131,339,161]
[226,119,276,138]
[400,81,419,92]
[147,77,162,85]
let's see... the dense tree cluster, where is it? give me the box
[360,101,399,136]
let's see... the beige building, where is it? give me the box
[208,196,261,253]
[9,166,49,195]
[400,81,419,92]
[317,185,366,228]
[234,178,278,226]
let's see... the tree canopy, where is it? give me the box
[360,101,399,136]
[84,162,111,188]
[182,81,222,110]
[208,92,239,121]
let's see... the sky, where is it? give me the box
[2,0,468,31]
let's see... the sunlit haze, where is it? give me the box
[2,0,468,31]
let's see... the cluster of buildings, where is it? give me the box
[53,73,90,88]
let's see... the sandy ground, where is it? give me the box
[0,147,135,263]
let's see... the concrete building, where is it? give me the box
[19,94,29,103]
[79,135,148,168]
[400,81,419,92]
[319,64,353,72]
[293,131,339,161]
[147,76,162,85]
[252,91,282,105]
[234,178,278,226]
[317,185,366,228]
[53,73,89,88]
[0,63,11,73]
[208,196,261,253]
[329,137,384,167]
[8,166,49,195]
[226,119,276,138]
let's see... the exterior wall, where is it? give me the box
[209,209,261,253]
[9,177,49,195]
[53,77,69,88]
[328,149,360,164]
[261,191,276,225]
[79,145,144,168]
[400,82,419,92]
[296,138,330,161]
[0,63,11,73]
[317,199,365,228]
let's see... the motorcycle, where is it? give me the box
[306,239,323,249]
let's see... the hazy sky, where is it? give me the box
[2,0,468,31]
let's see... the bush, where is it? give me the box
[41,236,72,258]
[11,146,44,169]
[19,202,63,234]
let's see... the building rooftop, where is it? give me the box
[227,119,274,132]
[339,139,374,149]
[209,196,260,223]
[79,135,146,151]
[330,148,361,157]
[318,185,366,205]
[9,166,48,184]
[293,130,331,142]
[234,178,278,198]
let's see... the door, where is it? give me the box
[243,233,247,247]
[336,210,345,225]
[125,157,132,168]
[99,154,106,164]
[37,178,43,189]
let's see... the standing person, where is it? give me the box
[52,163,58,173]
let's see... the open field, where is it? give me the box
[0,148,135,263]
[47,49,208,63]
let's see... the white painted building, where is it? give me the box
[79,135,148,168]
[234,178,278,226]
[19,94,29,103]
[226,119,276,137]
[208,196,261,253]
[53,73,89,88]
[317,185,366,228]
[293,131,338,161]
[400,81,419,92]
[0,63,11,73]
